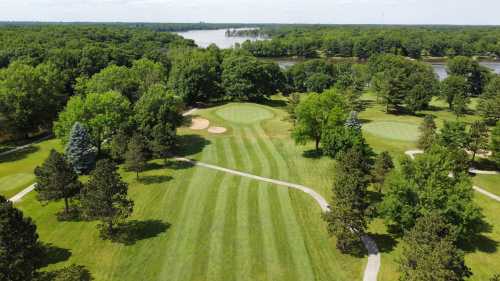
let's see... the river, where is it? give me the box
[175,29,500,79]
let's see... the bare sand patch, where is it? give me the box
[207,126,227,134]
[189,118,210,130]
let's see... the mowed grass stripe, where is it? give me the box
[255,124,316,281]
[249,125,291,280]
[241,127,268,279]
[205,137,238,281]
[233,128,255,280]
[161,138,222,281]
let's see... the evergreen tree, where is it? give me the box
[150,123,176,164]
[124,134,148,179]
[371,151,394,192]
[0,196,42,281]
[467,120,489,162]
[110,130,129,162]
[34,150,82,215]
[491,121,500,167]
[324,148,370,254]
[417,115,437,150]
[345,111,362,131]
[399,213,471,281]
[65,122,96,174]
[81,159,133,238]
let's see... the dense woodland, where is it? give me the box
[1,24,500,281]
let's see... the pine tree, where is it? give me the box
[124,134,148,179]
[345,111,362,131]
[34,150,82,215]
[371,151,394,192]
[492,121,500,167]
[324,148,370,255]
[0,196,42,281]
[417,115,437,150]
[110,130,129,162]
[399,213,471,281]
[65,122,96,174]
[81,159,133,238]
[150,123,175,164]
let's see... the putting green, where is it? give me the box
[362,121,420,142]
[215,104,273,124]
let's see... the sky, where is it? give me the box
[1,0,500,25]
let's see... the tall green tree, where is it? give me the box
[65,122,97,174]
[417,115,437,150]
[371,151,394,192]
[478,75,500,125]
[54,91,131,154]
[491,121,500,167]
[399,213,471,281]
[438,121,469,150]
[467,121,489,162]
[75,65,138,101]
[0,196,42,281]
[324,148,370,254]
[292,90,347,152]
[440,75,469,110]
[81,159,134,238]
[110,130,129,162]
[124,134,148,179]
[379,145,483,241]
[447,56,491,96]
[34,150,82,215]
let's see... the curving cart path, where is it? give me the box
[174,157,381,281]
[405,150,500,203]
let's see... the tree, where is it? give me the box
[285,92,301,124]
[447,56,490,96]
[54,91,131,154]
[491,121,500,167]
[292,90,347,152]
[399,213,471,281]
[323,148,370,254]
[0,196,42,281]
[110,130,129,162]
[440,75,469,110]
[64,122,97,174]
[130,58,167,97]
[150,123,176,164]
[438,121,469,150]
[34,150,82,215]
[76,65,138,101]
[467,121,489,162]
[304,72,334,92]
[48,264,93,281]
[417,115,437,150]
[345,111,362,131]
[478,75,500,125]
[124,134,148,179]
[371,151,394,192]
[379,145,483,241]
[168,48,222,104]
[81,159,134,238]
[0,61,66,138]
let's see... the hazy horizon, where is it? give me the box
[1,0,500,25]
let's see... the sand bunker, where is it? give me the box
[208,126,227,134]
[190,118,210,130]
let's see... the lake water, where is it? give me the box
[176,28,264,49]
[175,29,500,78]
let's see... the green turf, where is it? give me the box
[215,104,274,124]
[0,139,62,198]
[362,121,420,142]
[473,174,500,197]
[13,102,364,281]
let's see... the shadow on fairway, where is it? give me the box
[112,220,171,245]
[175,134,211,157]
[369,233,398,253]
[139,175,173,185]
[302,149,323,159]
[165,160,195,170]
[0,146,39,163]
[460,222,498,254]
[39,243,72,267]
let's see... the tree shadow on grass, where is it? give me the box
[143,162,164,172]
[302,149,323,159]
[165,160,195,170]
[38,243,72,267]
[261,98,287,108]
[459,222,498,254]
[368,233,398,253]
[175,134,211,158]
[0,146,39,163]
[111,220,171,246]
[471,158,498,171]
[139,175,173,185]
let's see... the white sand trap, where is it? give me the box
[190,118,210,130]
[208,126,227,134]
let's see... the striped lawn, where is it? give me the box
[13,102,364,281]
